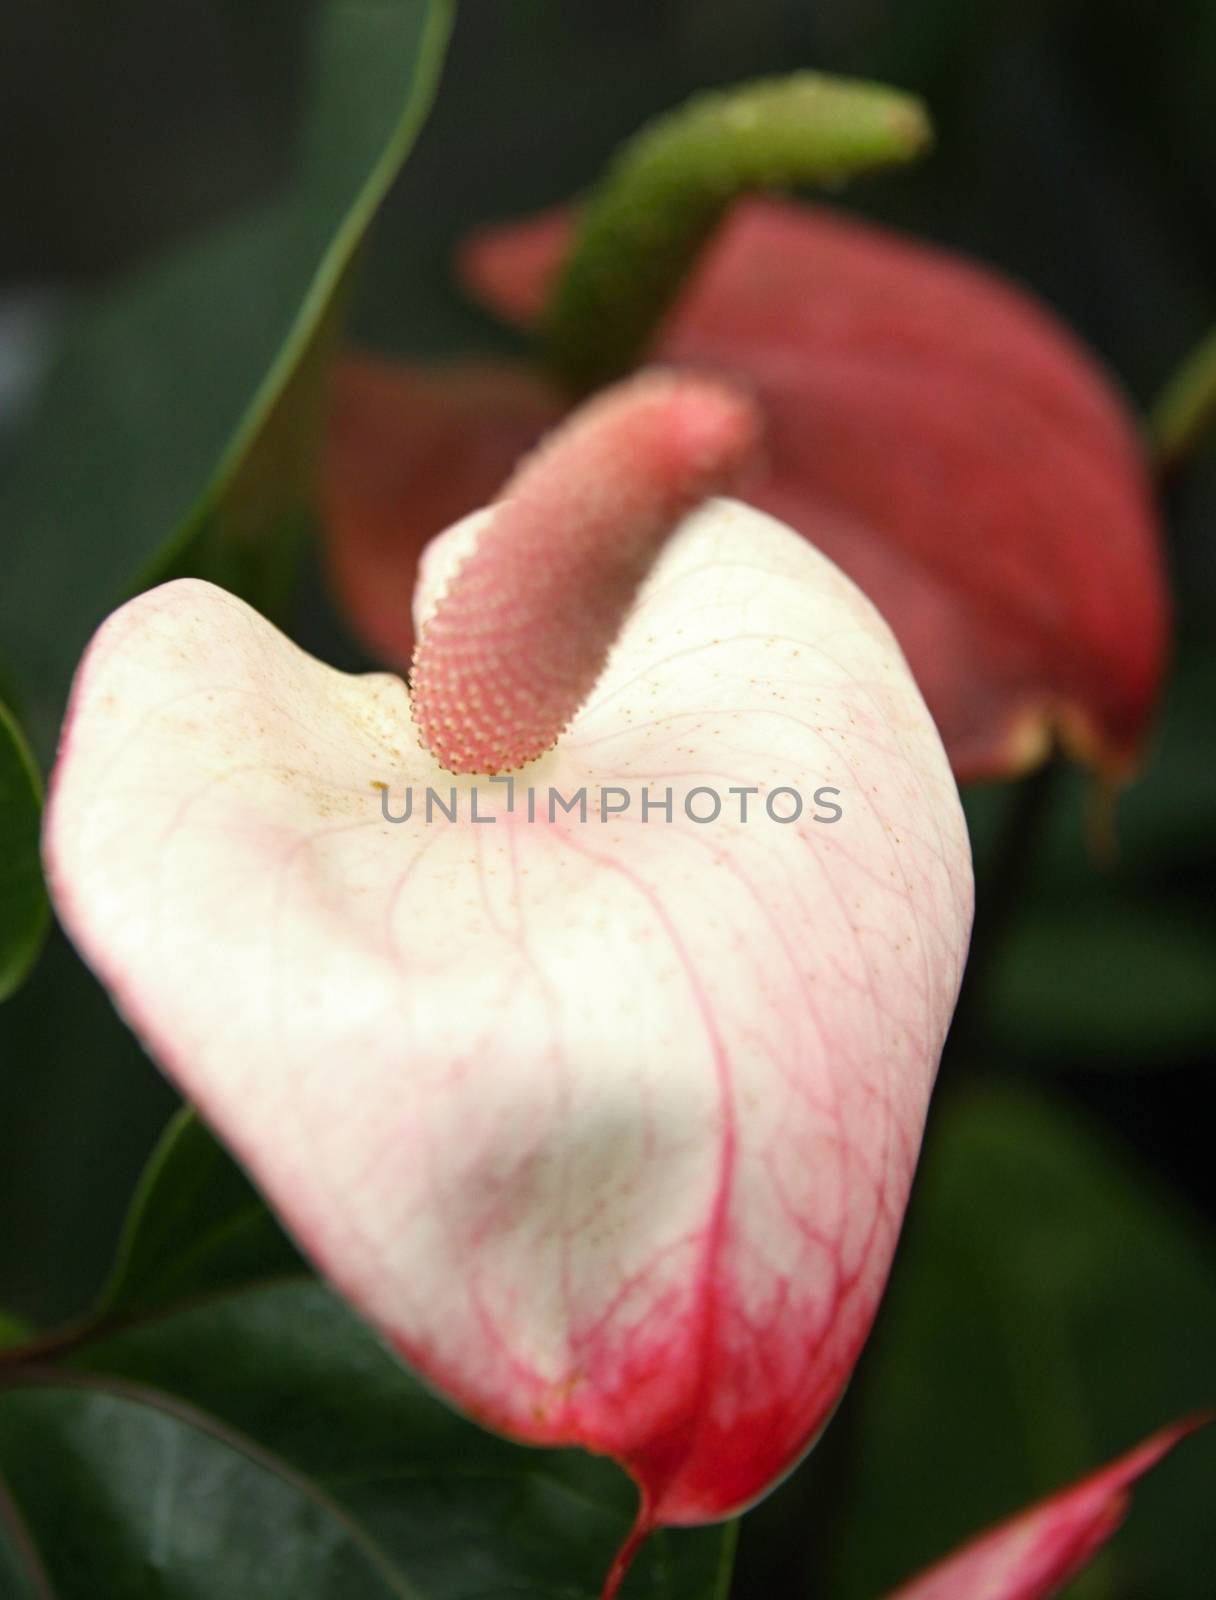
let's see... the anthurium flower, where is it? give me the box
[46,374,972,1594]
[883,1419,1206,1600]
[325,197,1167,782]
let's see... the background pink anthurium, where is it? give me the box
[44,375,973,1592]
[324,196,1168,785]
[882,1419,1207,1600]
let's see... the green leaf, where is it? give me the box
[0,700,48,1004]
[0,1282,734,1599]
[831,1084,1216,1600]
[0,0,454,755]
[0,1313,32,1355]
[0,1463,50,1600]
[545,72,932,389]
[0,932,179,1325]
[0,1378,401,1598]
[96,1109,301,1320]
[0,1113,735,1597]
[986,898,1216,1062]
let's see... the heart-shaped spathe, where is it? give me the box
[45,492,972,1539]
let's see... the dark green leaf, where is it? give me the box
[986,898,1216,1062]
[831,1084,1216,1599]
[0,932,179,1326]
[0,1110,735,1597]
[96,1109,300,1321]
[0,1380,401,1598]
[0,1281,734,1599]
[0,1313,31,1355]
[0,0,454,758]
[0,1462,50,1600]
[0,700,48,1004]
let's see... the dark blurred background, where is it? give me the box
[1,2,1214,1596]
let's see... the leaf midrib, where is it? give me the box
[2,1365,422,1600]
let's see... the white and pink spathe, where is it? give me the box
[44,375,973,1583]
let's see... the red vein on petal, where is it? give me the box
[409,370,763,773]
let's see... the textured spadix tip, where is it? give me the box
[409,369,764,774]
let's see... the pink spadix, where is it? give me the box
[410,371,761,773]
[45,373,973,1595]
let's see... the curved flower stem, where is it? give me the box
[544,72,932,391]
[600,1499,653,1600]
[1151,322,1216,475]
